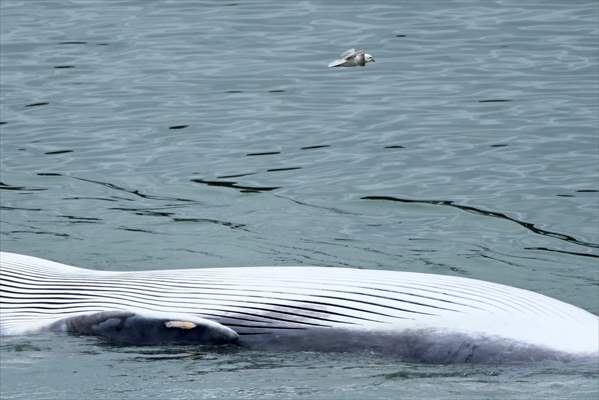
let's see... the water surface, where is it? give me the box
[1,0,598,398]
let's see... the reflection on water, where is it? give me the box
[1,334,597,400]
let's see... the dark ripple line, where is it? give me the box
[216,172,257,179]
[274,194,357,216]
[1,206,42,211]
[135,210,175,217]
[172,217,247,230]
[63,196,118,202]
[118,227,157,234]
[362,196,599,249]
[191,179,279,192]
[524,247,599,259]
[109,204,195,212]
[24,102,49,108]
[0,182,46,191]
[59,215,101,222]
[267,167,302,172]
[6,230,69,237]
[73,176,197,202]
[44,150,73,155]
[246,151,281,157]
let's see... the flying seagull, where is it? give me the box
[328,48,375,68]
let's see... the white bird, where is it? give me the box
[328,48,375,68]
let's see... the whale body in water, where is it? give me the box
[1,252,597,363]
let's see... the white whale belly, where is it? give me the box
[1,252,597,362]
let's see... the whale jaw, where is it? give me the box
[236,326,595,364]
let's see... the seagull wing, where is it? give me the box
[341,48,357,58]
[328,58,349,67]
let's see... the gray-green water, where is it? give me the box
[1,0,598,398]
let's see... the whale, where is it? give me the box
[1,251,597,363]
